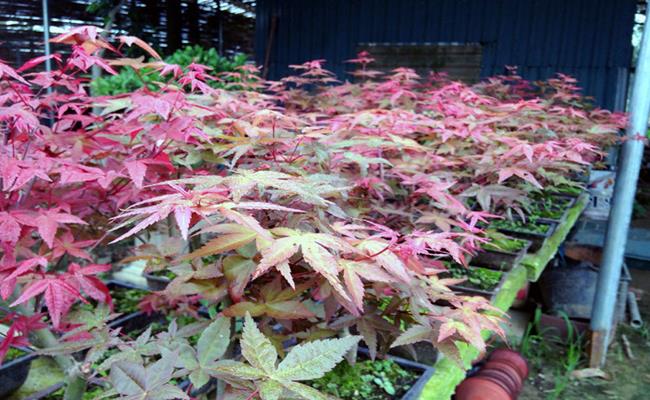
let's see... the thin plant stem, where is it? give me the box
[16,304,87,400]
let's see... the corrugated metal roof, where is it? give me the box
[255,0,636,109]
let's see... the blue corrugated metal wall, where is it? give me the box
[255,0,636,110]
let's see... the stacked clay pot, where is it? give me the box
[455,349,528,400]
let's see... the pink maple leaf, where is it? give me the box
[125,159,148,188]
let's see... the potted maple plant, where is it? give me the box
[104,281,165,333]
[118,237,185,291]
[441,263,507,300]
[489,216,557,252]
[311,348,435,400]
[0,27,625,400]
[142,269,176,291]
[471,231,531,271]
[526,194,577,224]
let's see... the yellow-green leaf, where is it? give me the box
[242,313,277,374]
[259,380,284,400]
[183,230,256,260]
[278,380,335,400]
[205,359,266,380]
[274,336,360,381]
[197,317,231,365]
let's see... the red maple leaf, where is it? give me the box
[10,276,85,328]
[0,313,46,363]
[51,231,95,260]
[0,257,48,300]
[15,209,87,248]
[66,263,112,305]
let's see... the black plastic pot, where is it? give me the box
[539,259,631,321]
[495,219,557,253]
[472,239,531,271]
[546,186,586,199]
[143,272,171,291]
[106,279,150,292]
[107,310,165,333]
[536,195,577,224]
[179,378,217,397]
[0,346,37,398]
[538,313,590,342]
[106,281,164,333]
[444,266,508,301]
[357,347,435,400]
[449,281,501,300]
[389,341,439,365]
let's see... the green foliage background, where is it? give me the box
[91,45,248,96]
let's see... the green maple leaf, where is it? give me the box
[109,353,190,399]
[206,313,359,400]
[274,334,361,381]
[178,317,232,388]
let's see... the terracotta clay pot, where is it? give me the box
[483,360,525,382]
[474,370,516,396]
[489,349,529,379]
[455,377,512,400]
[476,367,521,396]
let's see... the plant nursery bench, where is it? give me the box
[418,194,589,400]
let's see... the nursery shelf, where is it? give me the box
[418,194,589,400]
[521,193,589,282]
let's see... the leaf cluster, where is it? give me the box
[0,27,627,398]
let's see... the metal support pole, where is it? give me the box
[590,1,650,367]
[41,0,52,95]
[42,0,51,69]
[217,0,223,55]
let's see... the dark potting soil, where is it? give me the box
[311,358,418,400]
[43,385,107,400]
[110,286,150,314]
[4,347,27,363]
[443,264,502,291]
[147,269,176,280]
[490,217,550,235]
[528,196,573,220]
[482,231,528,253]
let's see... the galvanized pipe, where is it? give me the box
[41,0,51,71]
[41,0,52,95]
[627,291,643,329]
[590,1,650,367]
